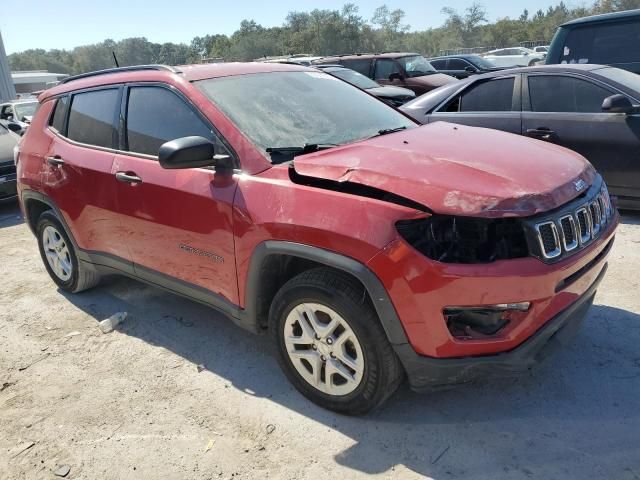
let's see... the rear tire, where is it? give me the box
[269,267,403,415]
[36,211,100,293]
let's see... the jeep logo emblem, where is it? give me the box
[573,179,586,192]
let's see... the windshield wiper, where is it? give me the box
[266,143,338,162]
[373,126,408,138]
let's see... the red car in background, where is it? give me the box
[16,62,617,414]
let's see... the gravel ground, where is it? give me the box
[0,202,639,480]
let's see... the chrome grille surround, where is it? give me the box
[558,214,578,251]
[531,177,614,262]
[535,222,562,259]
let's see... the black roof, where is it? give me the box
[428,54,485,61]
[561,8,640,27]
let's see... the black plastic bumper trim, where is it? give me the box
[397,262,607,391]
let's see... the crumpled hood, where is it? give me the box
[293,122,596,218]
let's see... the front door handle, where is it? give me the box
[46,156,65,166]
[525,128,556,141]
[115,172,142,184]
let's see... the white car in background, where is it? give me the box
[483,47,545,67]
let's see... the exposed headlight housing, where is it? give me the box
[396,215,529,264]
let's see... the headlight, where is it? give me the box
[396,215,529,264]
[13,144,19,166]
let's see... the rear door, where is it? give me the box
[42,87,131,261]
[113,84,239,305]
[522,73,640,200]
[428,75,522,134]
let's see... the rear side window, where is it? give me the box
[125,86,214,157]
[341,59,372,76]
[528,75,613,113]
[49,96,68,133]
[563,21,640,64]
[430,59,447,69]
[456,78,515,112]
[67,89,119,148]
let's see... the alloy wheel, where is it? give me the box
[42,225,72,281]
[284,302,365,396]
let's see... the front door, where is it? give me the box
[113,84,239,304]
[522,73,640,202]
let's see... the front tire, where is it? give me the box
[269,268,403,415]
[36,211,100,293]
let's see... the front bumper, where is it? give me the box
[396,262,606,391]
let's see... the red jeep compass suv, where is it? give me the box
[16,63,617,414]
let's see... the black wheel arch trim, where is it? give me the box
[19,192,411,347]
[242,241,410,346]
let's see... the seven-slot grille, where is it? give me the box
[534,184,613,260]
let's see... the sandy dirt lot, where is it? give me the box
[1,202,639,480]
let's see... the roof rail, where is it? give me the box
[59,65,181,84]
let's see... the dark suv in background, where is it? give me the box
[314,53,456,95]
[547,9,640,74]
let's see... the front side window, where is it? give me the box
[126,86,215,157]
[196,71,415,159]
[563,21,640,64]
[396,55,437,77]
[14,101,38,120]
[67,89,119,148]
[450,78,515,112]
[374,59,400,80]
[50,96,69,133]
[528,75,614,113]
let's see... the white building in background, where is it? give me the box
[12,71,69,95]
[0,30,16,102]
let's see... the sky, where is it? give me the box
[1,0,566,54]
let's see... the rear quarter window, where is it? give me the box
[49,96,69,133]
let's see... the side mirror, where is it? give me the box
[388,72,404,82]
[464,66,476,73]
[158,136,233,171]
[6,122,23,135]
[602,94,637,114]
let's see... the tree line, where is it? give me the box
[8,0,639,75]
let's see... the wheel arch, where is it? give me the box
[21,190,86,259]
[242,241,410,346]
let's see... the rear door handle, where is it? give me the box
[115,172,142,184]
[526,128,556,140]
[46,156,65,166]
